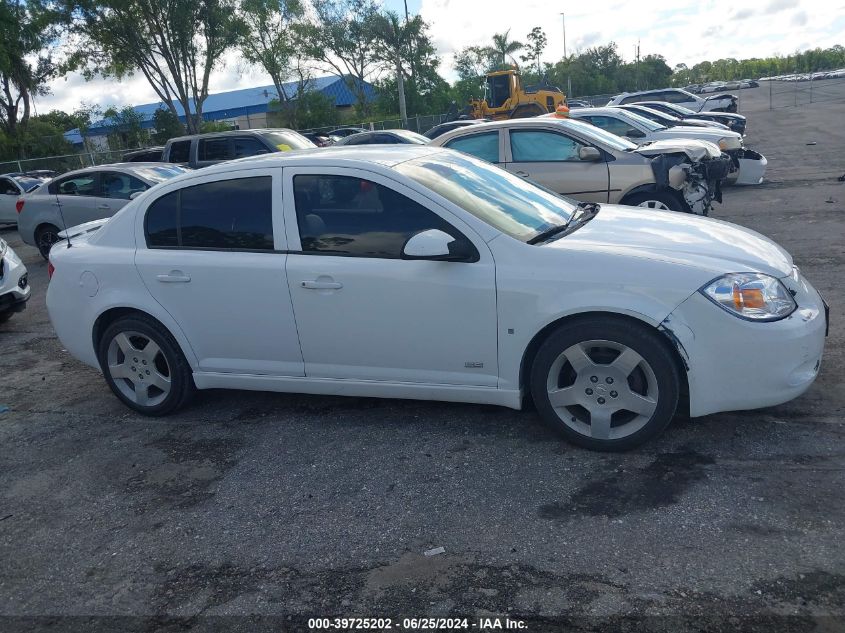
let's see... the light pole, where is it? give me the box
[560,13,566,59]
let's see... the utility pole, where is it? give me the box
[635,40,641,90]
[561,13,571,97]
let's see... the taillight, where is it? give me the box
[15,199,24,214]
[48,262,55,279]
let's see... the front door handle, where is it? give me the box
[515,170,530,178]
[156,271,191,283]
[97,203,110,210]
[301,280,343,290]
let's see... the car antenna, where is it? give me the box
[54,186,72,249]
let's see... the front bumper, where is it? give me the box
[0,246,31,314]
[725,149,767,185]
[662,270,827,417]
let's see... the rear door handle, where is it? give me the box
[156,271,191,283]
[301,280,343,290]
[515,170,530,178]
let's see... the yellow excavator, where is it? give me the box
[461,69,567,120]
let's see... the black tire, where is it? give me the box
[621,190,686,213]
[509,103,546,119]
[97,314,195,416]
[0,310,13,324]
[530,316,680,451]
[35,224,61,260]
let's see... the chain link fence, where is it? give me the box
[762,76,845,110]
[0,149,132,177]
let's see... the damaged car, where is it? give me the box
[616,104,731,131]
[607,87,739,113]
[636,101,747,135]
[568,107,767,186]
[430,118,731,215]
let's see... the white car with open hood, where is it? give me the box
[567,107,767,185]
[45,146,827,451]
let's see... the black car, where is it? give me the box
[327,127,369,138]
[638,101,747,135]
[123,146,164,162]
[616,105,729,130]
[334,130,430,146]
[423,119,487,139]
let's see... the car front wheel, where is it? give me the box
[622,190,685,212]
[97,314,194,415]
[530,316,681,451]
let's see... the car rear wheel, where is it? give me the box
[530,317,680,451]
[622,190,684,212]
[35,224,61,260]
[98,315,194,416]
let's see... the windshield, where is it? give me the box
[15,177,44,192]
[618,110,665,132]
[265,130,315,150]
[131,165,189,183]
[395,151,576,242]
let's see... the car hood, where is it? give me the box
[634,139,722,161]
[650,126,740,142]
[544,204,793,278]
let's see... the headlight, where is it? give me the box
[717,136,741,150]
[701,273,797,321]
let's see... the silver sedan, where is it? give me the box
[18,163,188,259]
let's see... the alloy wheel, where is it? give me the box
[545,339,659,441]
[106,330,172,407]
[636,200,671,210]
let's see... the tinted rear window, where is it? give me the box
[146,177,274,251]
[169,140,191,163]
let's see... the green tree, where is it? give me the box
[151,108,184,144]
[236,0,307,125]
[102,105,148,150]
[301,0,381,116]
[487,30,523,68]
[269,89,339,130]
[520,27,547,75]
[72,0,239,134]
[1,0,76,157]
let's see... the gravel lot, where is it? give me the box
[1,84,844,632]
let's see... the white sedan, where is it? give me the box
[0,235,30,323]
[45,146,828,451]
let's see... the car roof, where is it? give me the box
[167,128,298,142]
[432,116,615,144]
[188,145,444,174]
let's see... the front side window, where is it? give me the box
[510,131,585,162]
[145,176,273,251]
[444,132,500,164]
[198,138,231,162]
[102,173,148,200]
[293,174,461,259]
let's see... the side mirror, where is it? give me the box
[402,229,476,262]
[578,146,602,161]
[626,128,646,139]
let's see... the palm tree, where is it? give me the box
[487,29,523,68]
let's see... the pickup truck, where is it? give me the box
[162,129,316,169]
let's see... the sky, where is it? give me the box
[34,0,845,115]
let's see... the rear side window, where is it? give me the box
[169,140,191,163]
[145,176,274,251]
[49,174,99,197]
[444,132,499,163]
[198,138,231,162]
[101,173,148,200]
